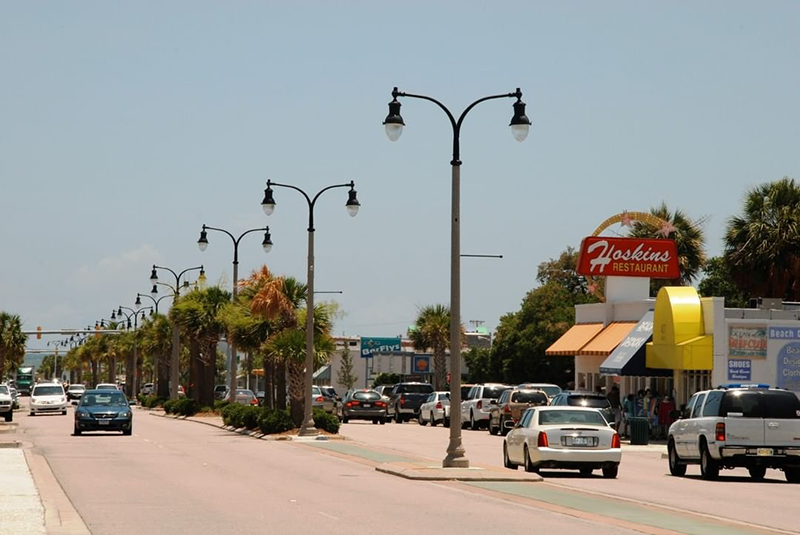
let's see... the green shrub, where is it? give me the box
[313,409,340,434]
[138,395,166,408]
[258,409,295,435]
[163,399,178,414]
[213,400,230,411]
[222,403,246,427]
[163,398,199,416]
[241,406,262,430]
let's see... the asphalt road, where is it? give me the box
[340,418,800,533]
[13,403,649,535]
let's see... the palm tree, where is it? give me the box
[628,202,707,293]
[0,312,26,381]
[409,305,454,391]
[724,177,800,300]
[139,314,173,398]
[171,287,231,406]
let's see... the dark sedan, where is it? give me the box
[341,390,386,424]
[74,390,133,436]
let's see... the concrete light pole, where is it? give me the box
[197,224,272,402]
[384,87,530,468]
[112,305,152,398]
[261,180,359,436]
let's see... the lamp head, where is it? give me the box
[151,284,158,296]
[383,89,405,142]
[198,226,209,252]
[198,266,206,284]
[149,267,158,285]
[262,229,273,254]
[117,306,123,317]
[261,182,276,216]
[346,185,360,217]
[110,311,117,320]
[509,90,531,142]
[135,295,142,308]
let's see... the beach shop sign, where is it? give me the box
[577,237,679,279]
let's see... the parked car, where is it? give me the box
[95,383,119,391]
[30,383,68,416]
[418,391,450,426]
[461,383,512,430]
[386,383,435,423]
[8,385,19,410]
[214,384,229,400]
[668,385,800,482]
[140,383,154,396]
[74,389,133,435]
[341,390,386,424]
[319,386,342,416]
[549,391,615,426]
[504,406,621,478]
[0,384,13,422]
[310,385,335,413]
[234,389,259,406]
[66,384,86,403]
[489,388,549,436]
[516,383,562,399]
[256,391,266,406]
[374,385,395,407]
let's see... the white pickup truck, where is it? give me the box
[461,383,511,430]
[668,385,800,482]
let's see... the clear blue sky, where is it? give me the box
[2,2,799,351]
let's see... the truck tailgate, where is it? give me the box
[723,418,764,447]
[764,419,800,448]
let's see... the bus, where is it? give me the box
[16,367,35,396]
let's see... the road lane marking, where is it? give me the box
[318,512,339,521]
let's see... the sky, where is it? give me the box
[2,2,799,352]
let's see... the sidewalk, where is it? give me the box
[0,447,45,535]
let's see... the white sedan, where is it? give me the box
[418,392,450,426]
[30,383,68,416]
[503,406,621,478]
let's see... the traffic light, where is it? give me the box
[36,326,42,340]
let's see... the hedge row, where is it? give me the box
[138,395,166,408]
[164,398,200,416]
[220,404,340,435]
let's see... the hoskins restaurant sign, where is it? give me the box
[577,237,680,279]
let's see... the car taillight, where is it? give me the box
[715,422,725,442]
[436,402,442,409]
[351,401,360,407]
[376,401,385,408]
[477,400,482,410]
[612,432,621,449]
[399,396,405,405]
[537,431,549,448]
[315,396,324,402]
[503,405,511,414]
[251,398,258,406]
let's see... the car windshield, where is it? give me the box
[483,386,509,399]
[0,385,8,395]
[396,384,434,394]
[438,393,450,400]
[33,386,63,396]
[722,391,800,418]
[68,385,85,391]
[236,390,254,396]
[353,392,380,401]
[539,410,607,426]
[567,396,610,408]
[512,391,547,404]
[82,392,129,407]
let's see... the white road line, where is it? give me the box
[318,512,339,521]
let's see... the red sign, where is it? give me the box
[577,237,679,279]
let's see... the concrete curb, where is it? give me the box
[24,449,91,535]
[376,463,543,482]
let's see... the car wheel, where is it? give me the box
[748,467,767,481]
[62,410,67,415]
[785,467,800,483]
[668,439,687,477]
[580,467,593,476]
[29,412,35,417]
[501,418,510,436]
[395,409,402,424]
[470,412,479,431]
[700,443,720,480]
[419,414,427,426]
[73,426,81,436]
[123,427,132,436]
[602,464,619,479]
[503,443,516,470]
[342,416,349,423]
[430,412,437,427]
[380,417,386,425]
[444,417,450,428]
[524,445,539,473]
[4,412,11,422]
[372,419,378,425]
[489,419,499,436]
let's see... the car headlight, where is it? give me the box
[121,411,132,418]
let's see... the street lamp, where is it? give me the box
[384,86,530,468]
[261,179,359,435]
[136,292,171,314]
[197,223,272,402]
[149,264,204,400]
[115,305,153,398]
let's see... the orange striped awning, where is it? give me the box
[579,322,638,356]
[545,323,604,356]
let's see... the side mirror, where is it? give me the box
[669,409,681,420]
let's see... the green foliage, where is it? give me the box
[241,406,262,430]
[698,257,749,307]
[372,373,400,387]
[221,403,247,427]
[164,397,199,416]
[724,177,800,300]
[213,400,230,411]
[409,304,452,390]
[336,345,358,390]
[536,246,599,295]
[463,347,492,384]
[0,312,26,379]
[258,408,295,434]
[139,395,166,408]
[313,409,340,434]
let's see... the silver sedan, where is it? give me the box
[503,406,621,478]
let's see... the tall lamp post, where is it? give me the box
[112,305,153,398]
[149,264,205,400]
[384,86,530,468]
[197,224,273,402]
[135,292,172,393]
[261,179,360,435]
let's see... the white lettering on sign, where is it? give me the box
[586,240,672,274]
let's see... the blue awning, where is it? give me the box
[600,311,671,377]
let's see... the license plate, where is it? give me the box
[363,404,371,408]
[572,437,592,446]
[98,420,110,425]
[757,448,773,457]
